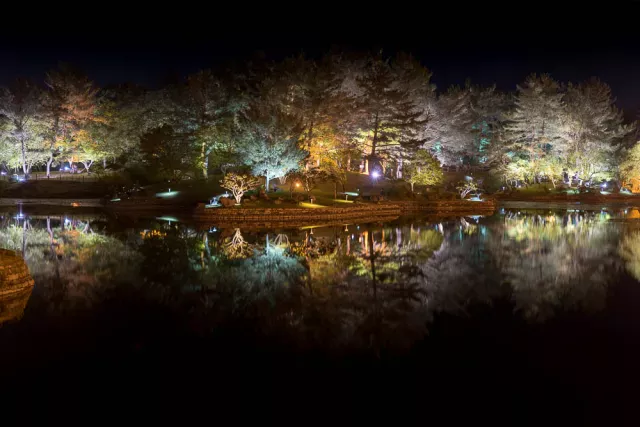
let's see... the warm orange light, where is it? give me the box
[295,182,301,187]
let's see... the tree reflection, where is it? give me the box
[0,210,631,354]
[222,228,254,259]
[490,211,620,320]
[0,216,141,309]
[619,229,640,281]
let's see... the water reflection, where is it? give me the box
[0,208,637,350]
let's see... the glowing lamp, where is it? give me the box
[295,182,301,188]
[371,171,380,178]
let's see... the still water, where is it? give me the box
[1,207,640,421]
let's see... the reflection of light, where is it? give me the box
[63,166,70,171]
[156,216,179,222]
[210,227,217,232]
[0,171,5,176]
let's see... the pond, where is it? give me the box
[1,207,640,421]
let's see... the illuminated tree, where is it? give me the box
[41,65,99,177]
[286,168,328,200]
[539,156,564,188]
[0,80,48,174]
[280,56,346,168]
[167,70,248,178]
[561,79,633,181]
[353,55,429,175]
[220,172,261,204]
[88,87,150,169]
[503,74,565,181]
[456,179,479,199]
[620,142,640,181]
[239,106,306,190]
[403,149,443,192]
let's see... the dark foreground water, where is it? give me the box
[1,207,640,423]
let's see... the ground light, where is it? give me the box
[299,202,326,208]
[156,190,180,198]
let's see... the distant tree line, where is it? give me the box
[0,53,636,188]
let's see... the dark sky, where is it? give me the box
[2,4,639,118]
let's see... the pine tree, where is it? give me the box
[353,55,428,175]
[562,79,633,180]
[503,74,565,181]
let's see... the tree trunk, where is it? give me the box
[103,158,106,168]
[265,175,270,192]
[410,182,414,193]
[46,154,54,178]
[371,113,379,157]
[82,160,93,174]
[201,142,208,178]
[21,137,28,175]
[334,182,337,199]
[363,159,369,175]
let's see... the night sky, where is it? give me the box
[2,5,639,118]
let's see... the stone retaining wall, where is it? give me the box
[192,199,496,227]
[0,249,35,297]
[392,200,497,212]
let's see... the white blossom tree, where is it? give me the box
[220,172,261,204]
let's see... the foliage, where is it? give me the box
[403,149,443,192]
[0,53,634,188]
[456,179,480,198]
[620,142,640,181]
[0,79,48,174]
[239,106,307,190]
[220,172,261,204]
